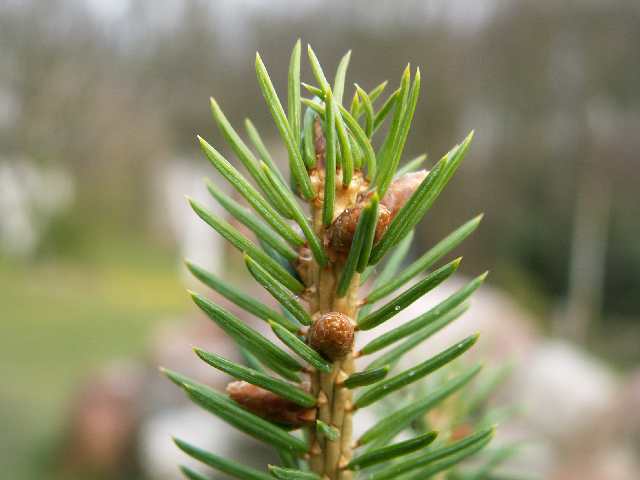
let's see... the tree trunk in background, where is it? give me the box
[562,167,610,342]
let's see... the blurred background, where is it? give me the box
[1,0,639,479]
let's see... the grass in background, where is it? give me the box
[0,237,189,479]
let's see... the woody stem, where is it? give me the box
[307,181,361,480]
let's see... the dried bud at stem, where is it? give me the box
[326,170,426,257]
[227,381,316,426]
[308,312,355,360]
[326,205,391,258]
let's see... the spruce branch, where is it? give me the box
[164,42,494,480]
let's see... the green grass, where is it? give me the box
[0,240,189,479]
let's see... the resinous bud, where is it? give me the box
[327,205,391,258]
[308,312,355,360]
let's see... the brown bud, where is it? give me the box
[313,117,326,168]
[308,312,355,360]
[326,205,391,258]
[379,170,428,217]
[226,381,316,426]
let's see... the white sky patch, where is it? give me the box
[85,0,130,21]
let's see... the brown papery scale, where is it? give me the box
[308,312,355,360]
[313,116,326,168]
[295,246,314,287]
[226,381,316,426]
[357,169,428,217]
[378,169,428,217]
